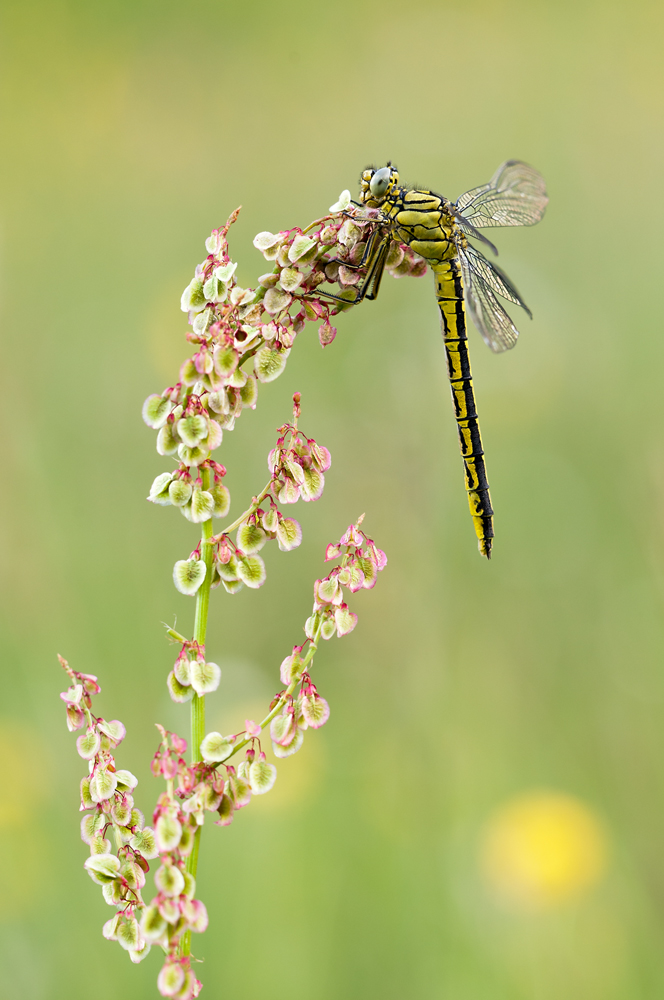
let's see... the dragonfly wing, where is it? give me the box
[455,160,548,228]
[457,243,523,353]
[462,243,532,318]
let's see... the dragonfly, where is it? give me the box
[331,160,548,558]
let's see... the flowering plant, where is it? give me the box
[58,186,423,997]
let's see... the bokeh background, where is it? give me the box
[2,0,664,996]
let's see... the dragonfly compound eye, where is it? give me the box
[369,166,392,199]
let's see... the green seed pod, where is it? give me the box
[154,863,185,897]
[249,758,277,795]
[236,522,266,554]
[180,358,200,386]
[139,904,167,942]
[148,472,174,506]
[262,507,278,532]
[276,517,302,551]
[155,814,182,853]
[236,555,266,589]
[168,479,192,507]
[156,422,179,457]
[222,579,244,594]
[177,414,208,447]
[190,487,215,523]
[200,731,234,764]
[213,344,239,378]
[142,394,172,429]
[207,389,229,415]
[254,346,290,383]
[210,483,230,518]
[167,670,193,703]
[240,375,258,408]
[181,277,207,313]
[177,443,209,467]
[173,558,206,595]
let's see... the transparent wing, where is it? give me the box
[457,242,529,353]
[455,160,548,229]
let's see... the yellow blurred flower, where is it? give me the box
[480,790,609,909]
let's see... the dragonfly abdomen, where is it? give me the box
[433,259,494,558]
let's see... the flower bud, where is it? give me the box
[173,559,206,596]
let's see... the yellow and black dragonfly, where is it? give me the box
[333,160,548,558]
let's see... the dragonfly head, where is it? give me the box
[359,163,399,207]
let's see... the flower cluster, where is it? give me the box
[60,184,400,999]
[157,393,331,605]
[58,656,157,967]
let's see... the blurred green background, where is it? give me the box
[2,0,664,996]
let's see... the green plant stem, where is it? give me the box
[182,464,215,957]
[226,622,322,760]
